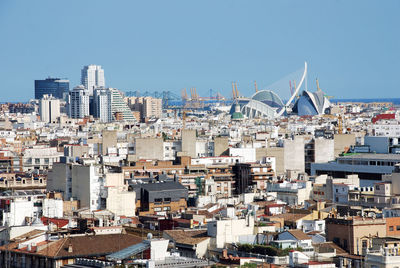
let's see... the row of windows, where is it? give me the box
[154,206,171,212]
[388,225,400,231]
[154,198,171,204]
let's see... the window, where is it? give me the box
[376,185,380,190]
[163,206,171,211]
[396,226,400,231]
[164,198,171,204]
[35,158,40,164]
[336,189,338,193]
[390,226,394,231]
[154,198,162,205]
[362,240,367,248]
[154,207,162,212]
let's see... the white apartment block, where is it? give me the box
[39,94,60,123]
[93,88,112,123]
[69,86,90,119]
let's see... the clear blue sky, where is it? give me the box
[0,0,399,102]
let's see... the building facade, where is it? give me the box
[34,78,69,100]
[81,65,105,95]
[68,86,90,119]
[39,94,60,123]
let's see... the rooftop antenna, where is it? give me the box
[254,81,258,93]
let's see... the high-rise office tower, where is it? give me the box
[81,65,105,95]
[39,94,60,123]
[34,78,69,100]
[93,88,112,123]
[69,85,90,119]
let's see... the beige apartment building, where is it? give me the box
[125,96,162,121]
[326,216,387,255]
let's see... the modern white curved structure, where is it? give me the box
[276,61,308,116]
[230,61,308,119]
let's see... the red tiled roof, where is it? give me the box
[41,217,69,228]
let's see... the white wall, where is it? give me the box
[207,215,255,248]
[229,148,256,163]
[42,199,63,218]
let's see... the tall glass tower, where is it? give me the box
[34,78,69,100]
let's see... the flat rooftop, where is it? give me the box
[339,153,400,161]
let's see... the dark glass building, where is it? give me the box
[34,78,69,100]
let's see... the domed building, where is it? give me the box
[231,104,244,120]
[229,90,284,119]
[292,87,331,116]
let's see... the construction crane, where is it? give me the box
[232,82,236,100]
[316,78,334,99]
[235,82,239,99]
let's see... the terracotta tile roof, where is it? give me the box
[287,229,311,241]
[315,242,347,255]
[0,234,143,259]
[12,229,45,242]
[164,229,209,245]
[41,217,69,228]
[277,213,308,222]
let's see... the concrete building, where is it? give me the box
[163,230,210,258]
[39,94,60,123]
[132,181,188,216]
[305,138,334,174]
[229,147,256,163]
[102,130,117,155]
[81,64,105,95]
[22,147,62,172]
[311,153,400,180]
[47,161,105,211]
[181,129,197,158]
[334,134,356,157]
[267,180,312,206]
[207,214,255,248]
[104,173,136,217]
[214,137,229,156]
[69,85,90,119]
[284,136,305,173]
[135,138,164,160]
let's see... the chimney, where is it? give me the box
[68,243,73,253]
[222,249,228,259]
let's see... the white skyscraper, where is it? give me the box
[69,85,90,119]
[39,94,60,123]
[93,88,112,123]
[81,65,105,95]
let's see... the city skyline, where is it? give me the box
[0,0,399,102]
